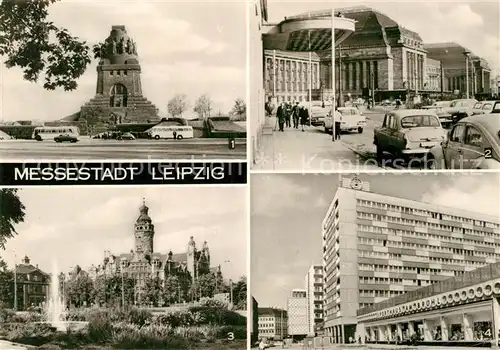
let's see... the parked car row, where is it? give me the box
[373,109,500,169]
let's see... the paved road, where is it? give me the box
[0,138,246,160]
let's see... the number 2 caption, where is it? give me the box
[484,148,492,159]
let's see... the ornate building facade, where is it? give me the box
[263,7,428,102]
[425,42,492,98]
[263,6,493,104]
[80,25,159,124]
[88,200,220,300]
[264,50,321,103]
[13,256,50,311]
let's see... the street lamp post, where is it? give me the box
[331,9,337,142]
[464,51,471,99]
[440,61,444,100]
[338,45,343,108]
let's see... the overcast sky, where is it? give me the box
[3,186,247,281]
[251,172,500,309]
[0,0,245,122]
[266,0,500,75]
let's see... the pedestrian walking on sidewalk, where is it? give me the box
[285,104,292,128]
[299,106,309,132]
[292,102,300,128]
[276,102,286,132]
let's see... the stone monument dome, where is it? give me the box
[100,25,139,65]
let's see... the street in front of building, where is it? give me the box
[254,106,398,171]
[250,2,500,171]
[251,173,500,348]
[0,187,247,349]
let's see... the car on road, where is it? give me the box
[432,101,453,108]
[373,109,447,163]
[310,106,331,126]
[444,98,477,122]
[54,134,79,143]
[425,114,500,169]
[323,109,343,134]
[421,105,453,128]
[336,106,366,133]
[472,101,485,115]
[472,100,500,115]
[117,132,136,140]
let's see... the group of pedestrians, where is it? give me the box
[275,102,309,132]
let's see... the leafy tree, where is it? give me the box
[92,274,134,308]
[231,276,247,310]
[0,0,92,91]
[162,275,182,305]
[0,189,26,250]
[191,273,216,299]
[193,94,213,119]
[0,258,14,308]
[230,98,246,120]
[167,94,189,118]
[142,276,162,307]
[214,271,224,295]
[65,272,94,308]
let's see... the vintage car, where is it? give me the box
[336,107,366,133]
[310,105,331,126]
[323,109,344,134]
[117,132,136,140]
[472,100,500,115]
[444,98,477,122]
[54,134,78,143]
[421,105,453,128]
[425,114,500,169]
[373,109,447,163]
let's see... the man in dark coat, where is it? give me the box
[276,102,286,131]
[299,105,309,132]
[292,102,300,128]
[285,103,292,128]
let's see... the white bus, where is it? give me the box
[32,126,80,141]
[148,125,194,140]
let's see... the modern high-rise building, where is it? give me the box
[322,176,500,344]
[305,265,324,336]
[258,308,288,340]
[287,289,309,338]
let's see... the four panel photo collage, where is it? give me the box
[1,0,500,349]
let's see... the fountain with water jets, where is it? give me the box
[42,260,88,332]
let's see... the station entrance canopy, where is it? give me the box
[263,11,356,52]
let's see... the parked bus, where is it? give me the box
[148,125,194,140]
[32,126,80,141]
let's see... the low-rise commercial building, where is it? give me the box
[357,261,500,346]
[258,307,288,340]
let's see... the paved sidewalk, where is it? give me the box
[254,117,380,171]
